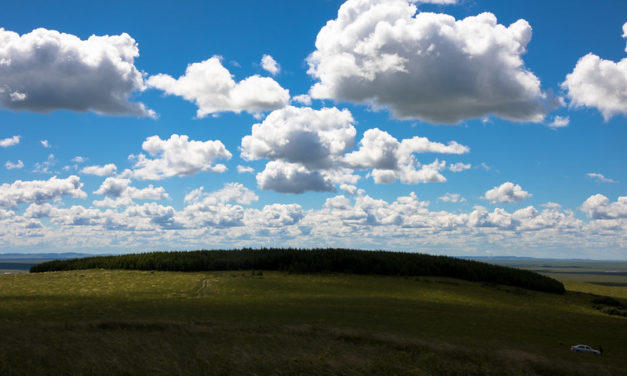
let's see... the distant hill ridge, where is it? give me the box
[30,248,565,294]
[0,253,96,260]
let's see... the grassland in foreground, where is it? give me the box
[0,269,625,375]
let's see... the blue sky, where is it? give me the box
[0,0,626,259]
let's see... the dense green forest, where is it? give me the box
[31,249,565,293]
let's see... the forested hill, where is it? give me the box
[30,248,565,293]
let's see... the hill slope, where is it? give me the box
[30,248,565,293]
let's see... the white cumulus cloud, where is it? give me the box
[180,183,259,228]
[0,27,153,116]
[261,54,280,75]
[307,0,552,124]
[241,106,356,169]
[438,193,465,203]
[581,194,627,219]
[562,25,627,121]
[483,182,531,203]
[345,128,467,184]
[256,161,335,194]
[93,177,169,207]
[147,56,289,117]
[80,163,117,176]
[237,165,254,174]
[562,54,627,121]
[548,116,569,129]
[0,135,20,147]
[449,162,471,172]
[292,94,312,106]
[0,175,86,208]
[245,203,304,227]
[126,134,231,180]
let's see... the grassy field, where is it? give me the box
[0,269,625,375]
[487,260,627,300]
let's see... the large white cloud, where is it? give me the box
[562,54,627,121]
[243,107,469,192]
[126,134,231,180]
[241,106,356,169]
[307,0,551,124]
[0,28,153,116]
[581,194,627,219]
[562,23,627,121]
[0,175,86,208]
[241,106,358,194]
[256,161,335,194]
[483,182,531,203]
[147,56,289,117]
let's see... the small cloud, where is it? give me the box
[339,183,358,195]
[438,193,465,203]
[237,165,254,174]
[261,54,280,75]
[416,0,457,3]
[586,172,616,184]
[292,94,312,106]
[9,91,27,101]
[33,154,56,174]
[542,202,562,209]
[449,162,471,172]
[483,182,531,203]
[5,160,24,170]
[548,115,569,129]
[72,156,87,163]
[0,135,20,147]
[81,163,118,176]
[40,140,50,148]
[480,163,492,171]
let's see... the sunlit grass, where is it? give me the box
[0,270,625,375]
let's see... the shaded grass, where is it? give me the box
[0,320,615,376]
[0,270,625,375]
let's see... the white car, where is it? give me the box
[570,344,601,354]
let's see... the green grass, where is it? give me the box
[0,269,625,375]
[486,260,627,300]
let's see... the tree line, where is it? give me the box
[30,248,565,293]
